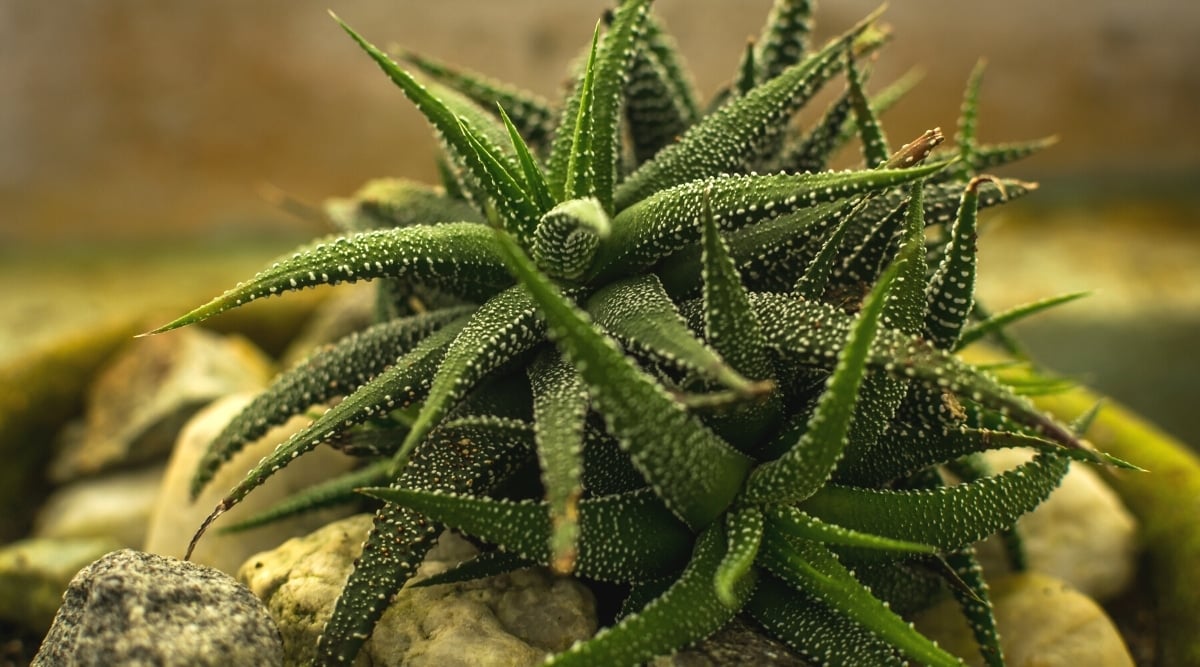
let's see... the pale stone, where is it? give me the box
[239,515,597,667]
[32,549,282,666]
[914,572,1134,666]
[0,536,122,633]
[977,449,1138,600]
[143,393,357,575]
[33,464,165,548]
[50,328,274,481]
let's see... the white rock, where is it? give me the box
[143,393,357,575]
[914,572,1134,666]
[239,515,597,667]
[33,465,165,548]
[977,449,1138,600]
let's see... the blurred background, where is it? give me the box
[2,0,1198,443]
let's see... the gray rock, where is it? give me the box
[914,572,1134,666]
[143,393,358,575]
[977,449,1138,600]
[0,536,121,632]
[50,328,274,481]
[33,464,165,548]
[32,549,283,667]
[239,515,597,667]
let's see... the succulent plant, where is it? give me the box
[148,1,1135,665]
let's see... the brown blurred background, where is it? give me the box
[2,1,1199,442]
[3,0,1197,245]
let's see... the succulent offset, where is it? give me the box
[148,2,1135,665]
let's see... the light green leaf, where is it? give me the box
[599,162,947,281]
[714,506,764,608]
[956,291,1090,351]
[766,505,937,555]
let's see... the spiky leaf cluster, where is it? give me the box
[151,2,1130,665]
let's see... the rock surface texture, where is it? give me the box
[32,549,282,666]
[915,572,1134,666]
[239,514,597,666]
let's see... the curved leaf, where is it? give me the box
[599,162,947,280]
[799,452,1070,550]
[146,224,508,334]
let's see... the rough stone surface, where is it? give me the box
[977,449,1138,600]
[239,515,597,667]
[0,536,122,632]
[34,464,165,548]
[49,328,274,481]
[651,619,809,667]
[914,572,1134,666]
[143,393,358,575]
[32,549,283,667]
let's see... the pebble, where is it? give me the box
[239,514,597,666]
[32,549,282,666]
[914,572,1134,666]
